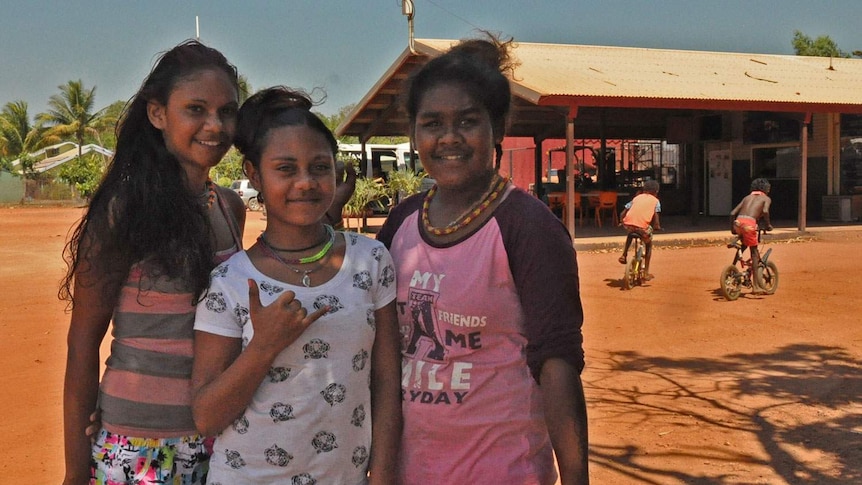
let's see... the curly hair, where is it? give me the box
[404,31,516,166]
[643,179,660,194]
[59,40,239,308]
[750,178,771,193]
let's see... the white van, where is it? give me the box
[338,142,422,179]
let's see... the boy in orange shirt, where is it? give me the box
[618,180,662,280]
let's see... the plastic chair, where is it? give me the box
[594,191,618,228]
[547,192,566,220]
[548,192,585,226]
[586,194,600,225]
[571,192,584,226]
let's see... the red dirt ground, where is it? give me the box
[2,206,860,484]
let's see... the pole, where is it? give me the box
[566,115,576,239]
[798,113,811,231]
[195,16,200,39]
[402,0,416,54]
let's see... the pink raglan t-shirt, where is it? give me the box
[378,186,585,485]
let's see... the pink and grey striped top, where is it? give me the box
[99,195,242,438]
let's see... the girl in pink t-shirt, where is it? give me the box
[376,33,589,485]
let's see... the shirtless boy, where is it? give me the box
[730,178,773,291]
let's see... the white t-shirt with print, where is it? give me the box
[195,232,396,485]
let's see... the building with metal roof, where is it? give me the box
[337,39,862,234]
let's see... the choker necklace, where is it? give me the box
[422,174,508,236]
[257,225,336,287]
[260,228,330,252]
[258,225,335,264]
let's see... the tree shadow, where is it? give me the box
[585,344,862,484]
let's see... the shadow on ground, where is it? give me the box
[585,344,862,484]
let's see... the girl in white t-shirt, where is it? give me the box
[191,86,401,484]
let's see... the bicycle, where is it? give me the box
[622,233,648,290]
[719,227,779,301]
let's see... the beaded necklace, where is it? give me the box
[201,179,216,209]
[257,225,335,287]
[422,173,508,236]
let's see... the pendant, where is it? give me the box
[301,272,312,287]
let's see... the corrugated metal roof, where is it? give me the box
[419,39,862,107]
[338,38,862,140]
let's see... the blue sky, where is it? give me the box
[2,0,861,117]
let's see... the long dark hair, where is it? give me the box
[405,32,516,166]
[60,40,239,307]
[234,86,338,168]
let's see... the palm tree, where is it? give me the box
[90,99,126,149]
[38,80,104,164]
[0,100,51,163]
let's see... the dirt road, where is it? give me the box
[1,207,859,484]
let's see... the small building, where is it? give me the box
[3,142,114,202]
[337,38,862,233]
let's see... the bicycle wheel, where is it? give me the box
[720,264,742,301]
[623,259,639,290]
[755,260,779,295]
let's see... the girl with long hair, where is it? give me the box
[61,39,245,484]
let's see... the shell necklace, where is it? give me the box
[257,225,335,287]
[422,173,508,236]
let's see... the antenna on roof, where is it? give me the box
[402,0,417,54]
[195,16,200,40]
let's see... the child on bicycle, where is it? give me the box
[618,179,662,280]
[730,178,773,290]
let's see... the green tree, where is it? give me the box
[792,30,849,57]
[38,80,105,164]
[0,101,51,163]
[209,147,245,186]
[92,100,127,150]
[317,103,359,144]
[57,152,103,199]
[238,74,252,104]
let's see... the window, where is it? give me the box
[752,146,800,179]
